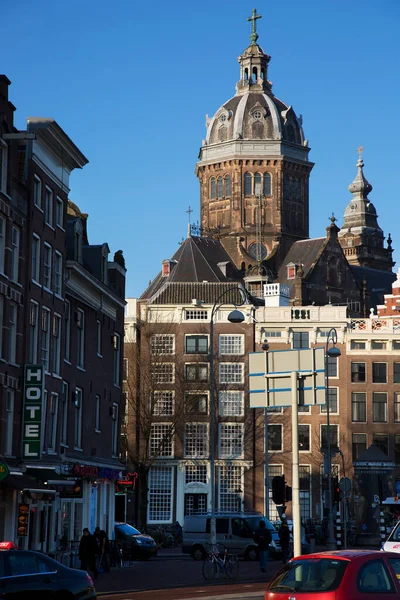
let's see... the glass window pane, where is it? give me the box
[244,173,252,196]
[263,173,271,195]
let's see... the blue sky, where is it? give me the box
[2,0,400,297]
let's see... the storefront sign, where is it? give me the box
[17,504,29,537]
[0,462,10,481]
[72,464,121,481]
[22,365,44,459]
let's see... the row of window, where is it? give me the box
[33,175,64,229]
[351,391,400,423]
[350,339,400,351]
[152,390,244,417]
[151,362,244,384]
[31,235,63,295]
[351,361,400,384]
[0,216,20,282]
[0,298,18,363]
[352,432,399,462]
[150,333,245,356]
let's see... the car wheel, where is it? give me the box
[245,546,258,561]
[192,545,205,560]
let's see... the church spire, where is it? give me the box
[236,8,272,95]
[247,8,262,45]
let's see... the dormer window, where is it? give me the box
[162,259,176,277]
[287,263,297,279]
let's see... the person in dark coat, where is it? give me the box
[79,528,98,578]
[94,526,110,572]
[278,520,291,564]
[253,520,272,573]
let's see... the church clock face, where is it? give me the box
[248,242,268,260]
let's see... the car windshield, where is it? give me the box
[116,523,141,536]
[388,522,400,542]
[269,558,349,593]
[244,517,276,532]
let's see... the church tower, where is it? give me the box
[338,148,394,272]
[196,9,313,276]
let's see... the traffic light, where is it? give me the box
[332,476,341,505]
[285,485,292,502]
[272,475,286,505]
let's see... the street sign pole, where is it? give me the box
[291,371,301,558]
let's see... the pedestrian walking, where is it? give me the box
[94,526,110,572]
[253,519,272,573]
[79,528,98,579]
[278,520,291,564]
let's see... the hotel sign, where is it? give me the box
[22,365,44,459]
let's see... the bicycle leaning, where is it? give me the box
[202,544,239,580]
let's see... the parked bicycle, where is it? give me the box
[202,544,239,580]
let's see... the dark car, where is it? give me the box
[114,523,157,560]
[0,544,96,599]
[265,549,400,600]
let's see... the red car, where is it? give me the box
[265,550,400,599]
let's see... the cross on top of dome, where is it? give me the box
[247,8,262,45]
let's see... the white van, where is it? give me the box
[182,512,281,560]
[382,520,400,552]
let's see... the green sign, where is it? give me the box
[0,462,9,481]
[22,365,44,459]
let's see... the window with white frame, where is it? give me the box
[53,251,62,295]
[268,424,282,451]
[185,334,208,354]
[263,330,282,338]
[299,424,310,451]
[219,423,244,458]
[153,391,174,416]
[31,234,40,283]
[33,175,42,209]
[184,363,208,382]
[44,187,53,226]
[373,392,388,423]
[150,334,175,355]
[64,301,71,361]
[327,356,338,378]
[95,394,101,432]
[112,403,119,456]
[60,382,68,445]
[219,334,244,355]
[77,309,85,368]
[268,464,283,520]
[41,308,51,371]
[185,391,208,415]
[184,423,209,458]
[97,320,102,356]
[219,391,244,416]
[52,314,62,375]
[8,303,17,364]
[184,309,208,321]
[55,196,64,228]
[321,424,338,450]
[219,465,243,513]
[299,465,311,519]
[4,389,14,456]
[0,142,7,192]
[219,363,244,384]
[43,243,52,290]
[320,387,338,414]
[74,388,83,448]
[46,392,58,452]
[113,333,121,385]
[0,216,5,274]
[150,424,173,457]
[0,296,3,359]
[148,466,173,523]
[185,465,207,484]
[152,363,174,384]
[10,226,19,282]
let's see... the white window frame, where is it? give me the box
[60,382,68,446]
[8,302,17,364]
[47,392,58,453]
[150,334,175,355]
[219,423,244,459]
[218,465,243,513]
[4,389,14,456]
[95,394,101,432]
[268,423,283,452]
[320,387,339,415]
[219,334,244,355]
[113,332,121,386]
[219,362,244,384]
[152,362,175,384]
[112,402,119,456]
[28,301,39,364]
[55,196,64,229]
[184,362,209,382]
[43,243,52,291]
[0,215,5,274]
[149,423,174,457]
[31,234,41,284]
[52,313,62,375]
[64,301,71,362]
[44,186,53,226]
[184,423,209,458]
[10,226,19,283]
[185,465,208,485]
[96,320,102,356]
[298,424,311,452]
[153,391,175,416]
[74,387,83,449]
[185,391,209,415]
[147,466,174,524]
[184,309,208,321]
[219,390,244,416]
[299,465,312,520]
[33,175,42,210]
[53,251,62,296]
[77,308,85,369]
[41,308,51,372]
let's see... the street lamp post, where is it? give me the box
[209,288,246,545]
[324,327,341,550]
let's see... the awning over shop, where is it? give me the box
[0,474,56,493]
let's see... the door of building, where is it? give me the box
[184,493,207,515]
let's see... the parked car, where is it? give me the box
[382,519,400,553]
[182,512,282,560]
[0,543,96,599]
[114,522,157,560]
[265,549,400,599]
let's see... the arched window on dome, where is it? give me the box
[244,68,249,82]
[254,173,262,195]
[210,177,216,199]
[225,175,231,197]
[218,126,227,142]
[252,121,263,139]
[252,67,258,84]
[217,176,223,198]
[263,173,271,196]
[244,172,252,196]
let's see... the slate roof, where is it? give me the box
[149,282,245,305]
[277,237,326,285]
[351,266,396,308]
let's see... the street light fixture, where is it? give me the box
[209,287,246,546]
[324,328,341,550]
